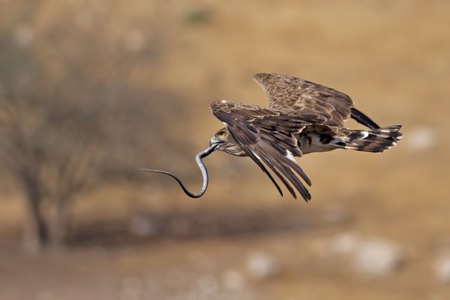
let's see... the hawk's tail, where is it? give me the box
[341,125,402,153]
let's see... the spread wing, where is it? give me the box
[253,73,379,129]
[211,100,315,201]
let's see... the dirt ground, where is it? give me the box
[1,209,450,300]
[1,0,450,299]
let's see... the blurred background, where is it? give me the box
[0,0,449,299]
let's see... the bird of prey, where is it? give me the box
[208,73,402,201]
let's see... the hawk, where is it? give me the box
[208,73,402,201]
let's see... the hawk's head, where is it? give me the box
[209,128,246,157]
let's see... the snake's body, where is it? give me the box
[142,144,218,198]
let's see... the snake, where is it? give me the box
[141,144,218,198]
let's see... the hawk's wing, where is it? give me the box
[254,73,374,128]
[211,100,315,201]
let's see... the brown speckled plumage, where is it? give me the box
[209,73,402,201]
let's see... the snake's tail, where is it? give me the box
[141,169,203,198]
[142,144,218,198]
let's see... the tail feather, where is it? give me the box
[342,125,402,153]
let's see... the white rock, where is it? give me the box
[406,127,438,151]
[434,255,450,283]
[246,252,280,279]
[352,239,405,276]
[328,232,360,255]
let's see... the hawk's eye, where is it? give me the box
[219,132,227,139]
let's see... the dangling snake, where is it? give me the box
[141,144,218,198]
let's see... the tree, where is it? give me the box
[0,1,194,251]
[0,85,101,250]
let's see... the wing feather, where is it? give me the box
[226,127,285,197]
[211,100,312,201]
[256,151,298,199]
[350,107,380,129]
[253,73,354,127]
[257,140,311,200]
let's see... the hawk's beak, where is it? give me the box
[209,136,223,149]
